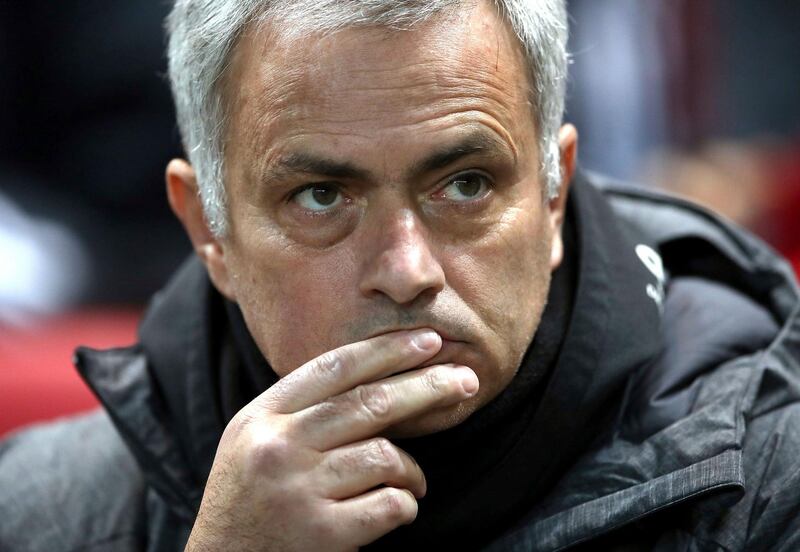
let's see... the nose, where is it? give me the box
[358,209,445,305]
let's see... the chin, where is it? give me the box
[381,397,479,439]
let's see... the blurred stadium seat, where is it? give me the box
[0,309,140,437]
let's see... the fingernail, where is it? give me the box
[411,330,441,351]
[459,368,479,396]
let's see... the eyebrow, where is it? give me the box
[264,130,513,184]
[271,152,371,180]
[410,132,511,178]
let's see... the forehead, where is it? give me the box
[223,0,533,166]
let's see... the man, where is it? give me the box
[2,1,799,551]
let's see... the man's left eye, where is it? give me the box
[439,172,492,202]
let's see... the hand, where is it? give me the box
[185,329,479,552]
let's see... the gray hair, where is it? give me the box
[166,0,569,237]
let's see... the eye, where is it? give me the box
[439,171,492,202]
[291,184,344,212]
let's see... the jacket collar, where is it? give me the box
[76,258,224,521]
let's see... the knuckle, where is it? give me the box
[381,488,417,524]
[247,427,293,470]
[356,384,392,420]
[371,438,401,474]
[307,398,341,426]
[424,367,450,396]
[311,351,348,385]
[325,448,358,482]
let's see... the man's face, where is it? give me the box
[215,1,568,436]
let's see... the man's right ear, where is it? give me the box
[165,159,237,300]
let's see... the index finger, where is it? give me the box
[259,329,442,413]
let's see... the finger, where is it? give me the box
[319,438,426,500]
[262,329,442,413]
[331,487,418,547]
[293,364,478,450]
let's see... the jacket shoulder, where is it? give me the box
[716,325,800,551]
[0,410,147,552]
[584,171,799,321]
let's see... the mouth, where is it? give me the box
[358,324,476,376]
[368,325,467,345]
[418,339,468,369]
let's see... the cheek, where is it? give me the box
[231,244,358,376]
[450,204,552,319]
[444,203,552,378]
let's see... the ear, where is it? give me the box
[548,123,578,271]
[166,159,237,300]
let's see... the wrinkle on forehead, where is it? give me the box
[248,109,523,195]
[311,64,519,116]
[223,0,534,183]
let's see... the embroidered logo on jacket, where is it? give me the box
[636,244,666,313]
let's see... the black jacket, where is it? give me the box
[2,172,799,551]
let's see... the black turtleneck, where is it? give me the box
[215,202,578,550]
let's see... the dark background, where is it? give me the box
[0,0,185,312]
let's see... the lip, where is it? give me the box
[369,326,466,344]
[368,327,471,374]
[418,339,470,371]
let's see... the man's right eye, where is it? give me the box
[290,184,344,212]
